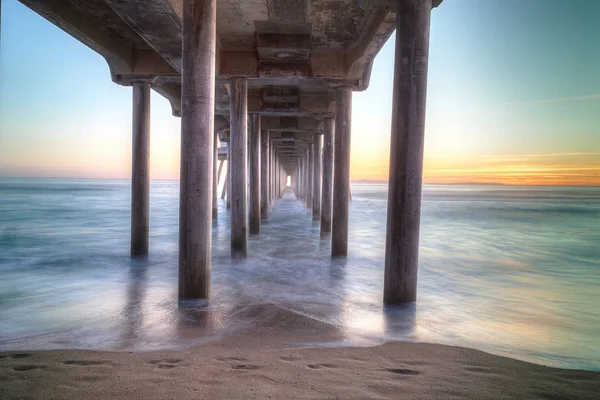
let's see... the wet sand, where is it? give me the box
[1,305,599,399]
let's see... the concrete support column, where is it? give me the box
[278,157,282,198]
[300,156,306,203]
[296,158,301,199]
[280,166,284,197]
[303,151,308,203]
[261,130,270,219]
[212,132,218,220]
[274,157,279,201]
[278,159,282,198]
[178,0,216,300]
[384,0,432,305]
[298,161,302,196]
[299,158,304,200]
[230,77,248,257]
[312,134,322,220]
[280,168,283,197]
[131,82,151,256]
[249,115,261,234]
[307,145,314,209]
[299,158,302,198]
[331,87,352,257]
[304,153,309,203]
[297,158,301,199]
[320,117,334,237]
[296,159,301,198]
[226,145,231,210]
[270,143,275,205]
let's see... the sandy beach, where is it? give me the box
[2,307,599,400]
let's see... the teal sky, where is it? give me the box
[1,0,599,185]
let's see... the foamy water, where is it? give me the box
[0,178,599,371]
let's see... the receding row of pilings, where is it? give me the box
[128,0,433,305]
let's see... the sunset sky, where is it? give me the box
[1,0,599,185]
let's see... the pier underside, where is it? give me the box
[15,0,444,304]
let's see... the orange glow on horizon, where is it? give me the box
[350,152,600,186]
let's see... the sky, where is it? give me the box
[1,0,599,185]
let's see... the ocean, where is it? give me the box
[0,178,598,371]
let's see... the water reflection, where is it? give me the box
[328,258,346,284]
[171,305,222,346]
[120,257,149,346]
[382,303,417,340]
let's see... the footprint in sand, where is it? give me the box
[280,355,302,362]
[147,358,183,369]
[307,363,337,369]
[13,365,45,372]
[11,353,32,359]
[63,360,112,366]
[386,368,420,375]
[231,364,262,370]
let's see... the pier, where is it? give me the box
[14,0,444,304]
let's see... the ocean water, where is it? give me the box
[0,178,599,371]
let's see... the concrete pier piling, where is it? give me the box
[280,168,284,196]
[302,152,307,204]
[305,152,309,203]
[212,131,218,220]
[303,154,308,203]
[249,114,261,234]
[280,167,284,197]
[279,161,283,197]
[320,117,334,237]
[278,158,282,198]
[301,157,304,199]
[299,159,302,198]
[271,142,276,206]
[261,130,270,219]
[307,145,314,209]
[295,158,300,199]
[331,87,352,257]
[383,0,432,305]
[312,134,322,220]
[297,157,303,201]
[178,0,216,301]
[299,157,306,202]
[230,77,248,258]
[130,82,151,256]
[226,146,231,210]
[275,157,280,200]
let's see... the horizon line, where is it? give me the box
[1,176,599,188]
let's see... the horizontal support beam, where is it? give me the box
[103,0,183,72]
